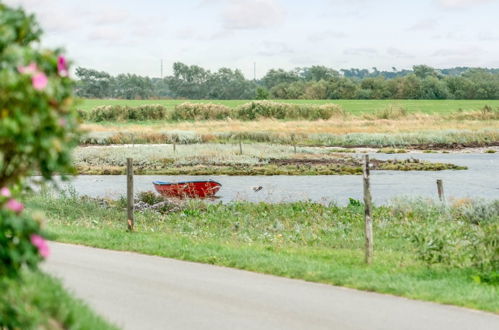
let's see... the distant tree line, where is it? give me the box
[75,63,499,100]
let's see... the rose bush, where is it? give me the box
[0,3,79,278]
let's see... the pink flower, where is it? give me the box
[58,118,67,127]
[0,187,11,198]
[5,199,24,213]
[32,72,48,90]
[18,62,38,75]
[31,234,50,258]
[57,56,69,77]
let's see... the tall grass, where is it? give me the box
[25,192,499,312]
[81,101,346,122]
[80,129,499,147]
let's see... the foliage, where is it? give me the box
[0,207,41,277]
[83,101,346,122]
[26,194,499,312]
[0,271,117,329]
[391,199,499,280]
[75,62,499,100]
[172,102,232,120]
[236,101,345,120]
[86,104,169,122]
[0,1,78,286]
[137,191,165,205]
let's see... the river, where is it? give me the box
[55,153,498,205]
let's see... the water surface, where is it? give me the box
[55,153,498,205]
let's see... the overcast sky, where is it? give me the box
[5,0,499,78]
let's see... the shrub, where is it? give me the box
[368,105,409,119]
[236,101,344,120]
[171,102,233,121]
[392,199,499,277]
[0,3,79,282]
[138,191,164,205]
[86,104,169,122]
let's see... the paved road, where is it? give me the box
[43,242,499,330]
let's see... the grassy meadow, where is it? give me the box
[25,191,499,313]
[78,99,499,114]
[76,99,499,149]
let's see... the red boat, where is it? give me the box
[153,180,222,198]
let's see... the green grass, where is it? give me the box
[0,271,116,329]
[78,99,499,114]
[25,192,499,313]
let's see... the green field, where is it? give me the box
[78,99,499,114]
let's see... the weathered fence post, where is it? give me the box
[436,179,445,202]
[127,158,134,231]
[363,155,373,264]
[173,141,176,154]
[239,136,243,155]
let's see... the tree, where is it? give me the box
[262,69,301,89]
[413,65,440,79]
[207,68,256,99]
[255,87,270,100]
[114,74,154,99]
[75,67,113,98]
[301,65,339,81]
[168,62,211,99]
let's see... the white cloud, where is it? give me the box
[387,48,413,58]
[432,46,481,57]
[406,18,439,31]
[257,41,293,56]
[343,48,378,56]
[438,0,495,8]
[222,0,285,30]
[308,30,347,42]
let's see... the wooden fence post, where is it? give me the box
[127,158,134,231]
[239,136,243,155]
[173,141,176,154]
[436,179,445,202]
[363,155,373,264]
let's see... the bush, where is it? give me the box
[138,191,164,205]
[171,102,232,121]
[368,105,409,119]
[86,104,169,121]
[236,101,344,120]
[392,199,499,278]
[0,3,79,281]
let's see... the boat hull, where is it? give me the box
[153,180,221,198]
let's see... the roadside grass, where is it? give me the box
[25,192,499,313]
[79,99,499,114]
[0,271,116,329]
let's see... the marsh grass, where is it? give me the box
[80,128,499,148]
[72,144,464,175]
[25,192,499,312]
